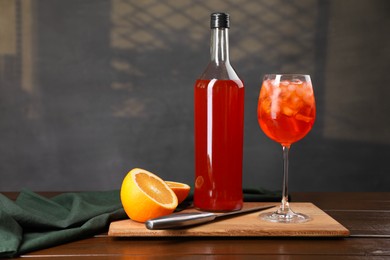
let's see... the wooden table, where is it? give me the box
[6,192,390,259]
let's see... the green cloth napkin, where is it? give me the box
[0,190,126,258]
[0,188,281,258]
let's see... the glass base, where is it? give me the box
[259,210,310,224]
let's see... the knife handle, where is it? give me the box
[145,212,216,230]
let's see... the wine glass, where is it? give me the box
[257,74,316,223]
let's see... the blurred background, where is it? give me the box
[0,0,389,192]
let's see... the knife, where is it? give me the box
[145,205,275,230]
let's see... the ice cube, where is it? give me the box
[296,87,305,97]
[295,113,313,123]
[280,80,290,86]
[288,84,296,92]
[282,106,295,117]
[291,79,303,84]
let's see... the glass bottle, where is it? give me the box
[194,12,244,211]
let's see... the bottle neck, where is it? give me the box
[210,28,230,65]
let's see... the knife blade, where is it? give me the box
[145,205,275,230]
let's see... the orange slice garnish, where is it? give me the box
[165,181,191,204]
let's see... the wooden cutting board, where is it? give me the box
[108,202,349,237]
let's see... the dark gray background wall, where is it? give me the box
[0,0,389,192]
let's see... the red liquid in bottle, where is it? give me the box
[194,79,244,211]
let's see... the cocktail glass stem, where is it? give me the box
[279,145,291,214]
[259,145,310,223]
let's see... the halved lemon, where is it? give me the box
[120,168,178,223]
[165,181,191,204]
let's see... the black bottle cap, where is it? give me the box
[210,12,230,29]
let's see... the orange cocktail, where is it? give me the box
[258,77,315,147]
[257,74,316,223]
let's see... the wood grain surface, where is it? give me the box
[108,202,350,237]
[2,192,388,258]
